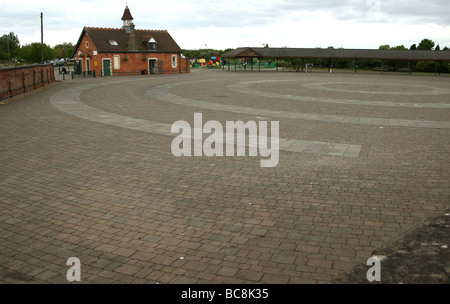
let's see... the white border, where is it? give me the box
[171,55,177,68]
[113,55,120,70]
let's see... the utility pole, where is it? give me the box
[7,36,10,61]
[41,12,44,64]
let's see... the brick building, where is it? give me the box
[72,6,189,76]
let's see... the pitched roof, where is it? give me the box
[75,27,183,54]
[121,6,134,20]
[222,47,450,61]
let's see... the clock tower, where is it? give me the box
[121,5,134,31]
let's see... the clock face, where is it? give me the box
[126,20,131,25]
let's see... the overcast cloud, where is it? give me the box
[1,0,449,50]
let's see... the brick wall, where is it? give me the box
[76,52,190,76]
[180,58,191,74]
[75,33,190,76]
[0,64,55,100]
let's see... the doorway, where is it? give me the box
[103,59,111,76]
[86,59,90,75]
[149,59,158,74]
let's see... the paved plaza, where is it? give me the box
[0,69,449,284]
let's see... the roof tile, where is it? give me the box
[84,27,182,53]
[121,6,134,21]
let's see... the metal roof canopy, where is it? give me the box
[222,47,450,62]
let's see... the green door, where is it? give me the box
[86,59,90,74]
[76,60,82,75]
[103,59,111,76]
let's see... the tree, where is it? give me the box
[0,32,20,61]
[54,42,75,59]
[410,44,417,50]
[417,38,435,50]
[18,43,54,64]
[391,45,407,50]
[435,44,440,51]
[378,45,390,50]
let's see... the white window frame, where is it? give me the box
[148,38,157,51]
[171,55,178,68]
[113,55,120,70]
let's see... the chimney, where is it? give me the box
[127,23,138,51]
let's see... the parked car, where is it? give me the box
[373,65,394,72]
[53,59,65,66]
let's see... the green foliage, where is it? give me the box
[54,42,75,59]
[417,38,435,50]
[391,45,407,50]
[182,48,233,60]
[18,43,54,64]
[415,61,435,72]
[1,31,75,64]
[0,32,20,61]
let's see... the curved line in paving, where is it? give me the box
[227,80,450,109]
[302,82,450,96]
[146,81,450,129]
[49,79,362,158]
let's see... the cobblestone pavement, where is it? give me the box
[0,70,449,284]
[335,209,450,284]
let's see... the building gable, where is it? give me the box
[72,27,99,58]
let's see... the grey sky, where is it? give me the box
[1,0,449,50]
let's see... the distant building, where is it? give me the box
[72,6,189,76]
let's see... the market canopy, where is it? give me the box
[222,47,450,62]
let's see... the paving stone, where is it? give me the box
[0,70,448,285]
